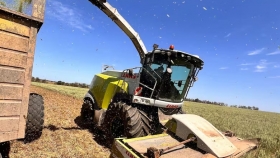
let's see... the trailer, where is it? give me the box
[0,0,46,156]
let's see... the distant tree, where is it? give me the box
[73,82,79,87]
[80,83,89,88]
[194,98,200,102]
[35,77,40,82]
[57,81,62,85]
[252,106,259,110]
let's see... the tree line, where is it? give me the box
[31,77,89,88]
[185,98,259,111]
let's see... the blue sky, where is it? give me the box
[32,0,280,113]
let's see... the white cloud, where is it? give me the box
[274,65,280,68]
[247,48,265,55]
[240,68,249,70]
[225,33,231,38]
[46,0,93,32]
[203,7,207,10]
[219,67,228,70]
[239,63,255,66]
[254,59,268,72]
[267,50,280,55]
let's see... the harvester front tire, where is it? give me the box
[24,93,44,143]
[80,99,94,125]
[103,102,151,142]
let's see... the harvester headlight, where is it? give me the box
[167,68,172,73]
[167,51,171,56]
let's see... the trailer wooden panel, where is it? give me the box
[0,100,21,116]
[0,116,20,132]
[0,31,29,52]
[0,84,23,100]
[0,0,45,142]
[0,17,30,37]
[0,67,25,84]
[0,49,27,68]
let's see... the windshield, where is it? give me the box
[144,52,194,102]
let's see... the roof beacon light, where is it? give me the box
[169,45,174,50]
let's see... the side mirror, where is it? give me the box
[128,69,133,76]
[178,81,182,87]
[153,44,159,49]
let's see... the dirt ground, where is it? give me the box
[2,86,110,158]
[1,86,171,158]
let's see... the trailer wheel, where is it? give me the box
[103,102,151,142]
[24,93,44,143]
[0,141,10,158]
[80,99,94,124]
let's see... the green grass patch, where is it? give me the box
[31,82,88,99]
[32,82,280,158]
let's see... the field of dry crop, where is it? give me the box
[3,83,280,158]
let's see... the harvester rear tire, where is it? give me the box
[24,93,44,143]
[80,99,94,125]
[103,102,151,143]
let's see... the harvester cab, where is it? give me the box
[136,44,203,114]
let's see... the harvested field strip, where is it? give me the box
[31,82,88,99]
[9,86,110,158]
